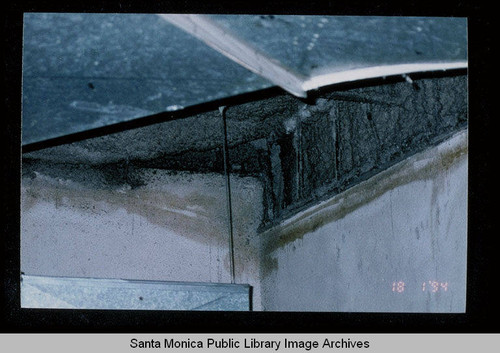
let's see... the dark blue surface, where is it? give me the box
[211,15,467,75]
[22,14,467,145]
[22,13,269,144]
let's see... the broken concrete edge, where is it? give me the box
[21,68,467,154]
[21,73,468,239]
[20,85,285,153]
[259,123,468,233]
[259,128,468,254]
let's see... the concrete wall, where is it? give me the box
[21,169,263,310]
[25,75,468,231]
[260,130,467,312]
[21,74,468,312]
[21,130,468,313]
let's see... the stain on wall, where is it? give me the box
[22,73,467,311]
[260,131,467,312]
[24,75,467,231]
[21,169,264,309]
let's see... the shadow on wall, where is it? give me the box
[260,130,467,312]
[21,73,468,312]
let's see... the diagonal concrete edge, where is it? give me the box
[158,14,308,98]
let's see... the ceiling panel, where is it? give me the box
[22,13,270,145]
[22,13,467,146]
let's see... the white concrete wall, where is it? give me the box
[260,130,468,312]
[21,130,468,313]
[21,169,263,310]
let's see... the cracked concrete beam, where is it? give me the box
[23,74,467,228]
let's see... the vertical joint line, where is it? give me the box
[219,106,236,284]
[334,105,340,182]
[296,119,302,200]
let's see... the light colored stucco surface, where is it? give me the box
[260,130,468,312]
[21,130,468,312]
[21,170,263,310]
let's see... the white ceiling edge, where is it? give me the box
[158,14,307,98]
[302,61,468,92]
[159,14,467,99]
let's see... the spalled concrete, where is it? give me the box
[21,72,468,312]
[24,74,468,228]
[260,130,467,312]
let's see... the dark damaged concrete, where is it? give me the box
[260,130,468,312]
[23,73,468,229]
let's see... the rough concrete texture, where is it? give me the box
[260,130,467,312]
[24,74,468,229]
[21,169,263,310]
[22,73,468,312]
[260,75,467,226]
